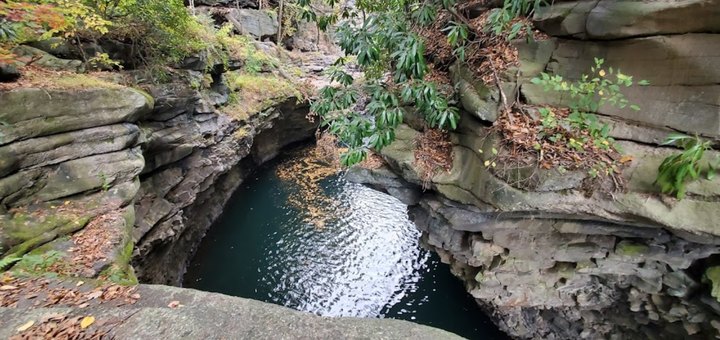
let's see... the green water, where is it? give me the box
[184,146,507,340]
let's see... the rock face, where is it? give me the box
[0,284,463,339]
[223,9,279,40]
[0,58,315,287]
[0,85,151,283]
[534,0,720,40]
[349,1,720,339]
[132,84,315,285]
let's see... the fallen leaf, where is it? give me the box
[619,155,634,164]
[17,320,34,332]
[86,290,103,300]
[168,300,181,308]
[0,285,18,290]
[76,281,85,287]
[80,316,95,329]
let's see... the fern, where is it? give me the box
[0,256,21,272]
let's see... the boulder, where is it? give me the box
[449,63,499,122]
[533,0,597,38]
[0,124,141,177]
[534,0,720,39]
[2,149,145,206]
[11,45,84,72]
[377,122,720,238]
[0,63,20,82]
[224,9,278,40]
[0,87,153,145]
[0,284,463,339]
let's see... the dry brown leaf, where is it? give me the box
[16,320,34,332]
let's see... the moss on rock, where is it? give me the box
[705,266,720,302]
[615,240,649,256]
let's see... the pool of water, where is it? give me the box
[183,146,507,340]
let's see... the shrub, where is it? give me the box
[656,134,718,199]
[531,58,648,155]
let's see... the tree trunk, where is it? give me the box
[276,0,284,43]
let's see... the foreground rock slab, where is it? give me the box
[0,284,464,339]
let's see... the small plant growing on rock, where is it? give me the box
[526,58,648,180]
[99,173,111,191]
[0,256,21,272]
[15,250,63,273]
[531,58,647,152]
[656,134,718,199]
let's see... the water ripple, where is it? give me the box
[183,147,506,340]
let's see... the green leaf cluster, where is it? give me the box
[310,10,460,166]
[656,134,717,199]
[0,256,21,272]
[531,58,647,154]
[487,0,543,40]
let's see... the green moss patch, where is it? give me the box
[615,240,649,256]
[222,72,303,123]
[705,266,720,302]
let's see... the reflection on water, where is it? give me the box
[184,146,507,339]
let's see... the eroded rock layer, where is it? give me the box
[349,0,720,338]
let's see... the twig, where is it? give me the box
[487,57,513,123]
[23,54,43,67]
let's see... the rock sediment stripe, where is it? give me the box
[0,285,465,339]
[0,87,152,145]
[533,0,720,39]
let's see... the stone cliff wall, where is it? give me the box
[0,59,316,286]
[350,0,720,338]
[132,77,316,285]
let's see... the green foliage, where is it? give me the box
[656,134,717,200]
[528,58,647,179]
[533,58,643,113]
[215,27,279,73]
[442,21,468,60]
[16,250,62,273]
[87,51,121,69]
[99,172,111,191]
[109,0,210,65]
[531,58,647,153]
[0,0,213,73]
[487,0,543,40]
[0,256,21,272]
[310,9,460,166]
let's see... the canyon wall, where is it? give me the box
[350,0,720,338]
[0,52,316,286]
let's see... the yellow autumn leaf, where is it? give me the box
[484,160,491,167]
[17,320,34,332]
[80,316,95,329]
[619,155,634,164]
